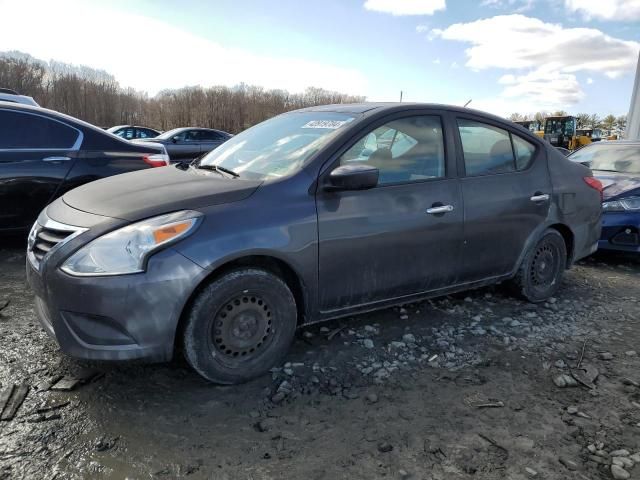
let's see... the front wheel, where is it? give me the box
[182,268,297,384]
[509,229,567,303]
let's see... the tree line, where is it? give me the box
[508,111,627,134]
[0,52,366,133]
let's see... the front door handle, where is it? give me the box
[426,204,454,215]
[42,156,71,162]
[530,193,550,202]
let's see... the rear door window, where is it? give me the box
[457,119,515,176]
[137,128,157,138]
[199,130,222,141]
[0,110,80,149]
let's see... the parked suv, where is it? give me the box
[0,102,169,232]
[0,88,39,107]
[27,103,602,384]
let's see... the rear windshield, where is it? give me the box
[570,144,640,174]
[198,112,355,180]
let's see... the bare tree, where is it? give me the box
[575,113,590,129]
[601,114,616,135]
[588,114,601,129]
[0,52,365,133]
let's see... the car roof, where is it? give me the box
[109,124,159,130]
[0,92,39,107]
[0,101,151,146]
[294,102,519,128]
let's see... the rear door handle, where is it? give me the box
[42,156,71,162]
[426,205,454,215]
[530,193,550,202]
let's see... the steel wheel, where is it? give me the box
[509,229,567,303]
[210,293,274,360]
[529,241,560,288]
[182,268,297,384]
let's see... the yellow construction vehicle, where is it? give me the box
[543,116,593,150]
[514,120,544,138]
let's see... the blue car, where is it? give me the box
[569,141,640,253]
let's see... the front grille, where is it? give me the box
[28,213,87,270]
[32,226,75,262]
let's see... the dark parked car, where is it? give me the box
[133,127,232,161]
[107,125,161,140]
[568,141,640,253]
[0,102,169,232]
[26,103,602,384]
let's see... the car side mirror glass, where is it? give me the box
[172,136,180,143]
[327,164,379,191]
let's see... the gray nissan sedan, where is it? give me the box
[26,103,602,384]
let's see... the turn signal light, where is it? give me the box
[152,221,192,244]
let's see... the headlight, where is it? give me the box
[61,211,202,276]
[602,196,640,212]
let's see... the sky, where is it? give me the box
[0,0,639,117]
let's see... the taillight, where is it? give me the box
[143,153,170,168]
[584,176,603,201]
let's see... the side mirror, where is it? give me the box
[172,136,180,143]
[327,163,379,191]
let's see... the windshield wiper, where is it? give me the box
[195,164,240,178]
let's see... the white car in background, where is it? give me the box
[0,88,39,106]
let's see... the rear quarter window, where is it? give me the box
[0,110,79,149]
[512,135,536,170]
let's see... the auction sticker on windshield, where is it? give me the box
[301,119,352,129]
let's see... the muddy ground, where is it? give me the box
[1,237,639,480]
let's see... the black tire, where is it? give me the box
[182,268,297,384]
[509,229,567,303]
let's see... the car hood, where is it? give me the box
[63,166,262,221]
[593,170,640,201]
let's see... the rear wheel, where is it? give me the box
[182,268,297,384]
[509,229,567,303]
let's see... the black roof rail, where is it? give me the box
[0,88,20,95]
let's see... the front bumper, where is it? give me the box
[598,211,640,253]
[27,241,207,363]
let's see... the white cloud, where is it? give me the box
[433,58,441,64]
[498,69,584,105]
[587,77,594,84]
[480,0,535,12]
[0,0,367,97]
[364,0,446,16]
[434,14,639,110]
[565,0,640,21]
[416,24,430,33]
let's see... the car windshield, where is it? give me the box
[569,144,640,174]
[198,112,355,180]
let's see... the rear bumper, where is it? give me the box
[598,211,640,253]
[27,248,207,362]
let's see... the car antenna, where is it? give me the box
[463,99,472,108]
